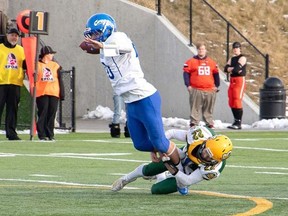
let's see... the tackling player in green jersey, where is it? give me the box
[111,125,233,195]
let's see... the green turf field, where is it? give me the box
[0,131,287,215]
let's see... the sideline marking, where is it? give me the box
[0,178,273,215]
[191,190,273,216]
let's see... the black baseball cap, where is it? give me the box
[7,28,20,36]
[232,42,241,49]
[40,46,57,56]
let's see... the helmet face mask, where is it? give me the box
[195,143,218,165]
[200,147,218,165]
[84,13,116,42]
[84,30,103,41]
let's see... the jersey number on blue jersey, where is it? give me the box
[101,42,138,80]
[102,62,115,79]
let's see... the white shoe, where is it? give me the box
[111,177,136,192]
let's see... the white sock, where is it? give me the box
[124,164,145,181]
[155,172,167,183]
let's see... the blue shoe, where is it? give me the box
[177,187,189,195]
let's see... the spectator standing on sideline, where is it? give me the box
[109,93,130,138]
[36,46,64,141]
[81,13,181,169]
[0,28,26,140]
[109,94,123,138]
[224,42,247,130]
[183,42,220,128]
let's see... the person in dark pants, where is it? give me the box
[0,28,26,140]
[36,46,64,141]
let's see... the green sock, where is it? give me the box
[151,178,177,194]
[142,162,167,176]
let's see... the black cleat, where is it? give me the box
[124,126,130,138]
[8,136,21,141]
[227,124,242,130]
[109,123,121,138]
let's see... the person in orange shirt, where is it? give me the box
[36,46,64,141]
[224,42,247,130]
[183,42,220,128]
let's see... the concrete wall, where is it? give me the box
[5,0,259,124]
[0,0,8,13]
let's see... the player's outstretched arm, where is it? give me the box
[165,129,187,141]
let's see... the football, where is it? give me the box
[79,41,99,54]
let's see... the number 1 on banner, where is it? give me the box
[36,12,44,31]
[29,11,49,35]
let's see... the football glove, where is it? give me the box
[199,165,220,180]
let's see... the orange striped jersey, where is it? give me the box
[183,55,219,91]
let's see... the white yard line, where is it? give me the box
[227,165,288,170]
[255,171,288,175]
[49,153,131,156]
[1,152,288,170]
[233,138,288,141]
[0,177,286,201]
[0,178,137,189]
[30,174,59,177]
[233,146,288,152]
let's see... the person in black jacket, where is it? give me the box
[0,28,26,140]
[224,42,247,130]
[35,46,65,141]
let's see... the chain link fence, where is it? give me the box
[56,67,76,132]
